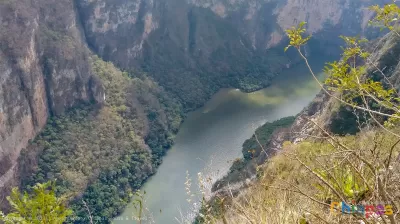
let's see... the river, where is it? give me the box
[114,61,325,224]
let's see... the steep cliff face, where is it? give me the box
[76,0,387,109]
[213,30,400,195]
[0,0,392,217]
[189,0,392,55]
[0,0,104,208]
[190,0,376,47]
[77,0,279,109]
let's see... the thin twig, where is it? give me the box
[297,48,400,119]
[82,200,94,224]
[254,133,268,157]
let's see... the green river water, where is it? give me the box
[114,61,325,224]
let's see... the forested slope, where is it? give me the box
[19,57,183,222]
[0,0,393,223]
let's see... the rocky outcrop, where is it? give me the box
[192,0,392,46]
[0,0,392,214]
[0,0,104,209]
[75,0,388,110]
[78,0,387,56]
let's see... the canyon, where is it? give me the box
[0,0,390,222]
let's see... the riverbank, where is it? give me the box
[115,59,327,223]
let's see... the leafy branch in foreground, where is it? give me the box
[284,21,311,52]
[280,3,400,224]
[369,2,400,35]
[285,17,400,126]
[194,3,400,224]
[0,181,72,224]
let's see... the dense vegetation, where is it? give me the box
[4,2,400,224]
[241,116,296,160]
[141,11,292,111]
[18,56,183,223]
[0,181,71,224]
[212,116,295,191]
[77,0,297,111]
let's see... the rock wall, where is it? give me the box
[76,0,388,110]
[0,0,392,212]
[0,0,104,209]
[185,0,386,48]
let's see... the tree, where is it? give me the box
[279,3,400,224]
[197,2,400,224]
[0,181,72,224]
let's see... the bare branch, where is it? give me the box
[82,200,94,224]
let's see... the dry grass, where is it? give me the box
[204,128,400,224]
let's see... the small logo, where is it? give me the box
[330,201,393,218]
